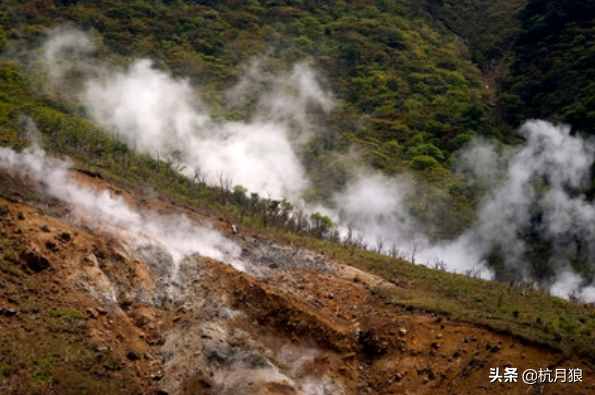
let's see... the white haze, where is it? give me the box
[42,27,333,200]
[0,142,244,275]
[468,121,595,299]
[330,121,595,300]
[37,28,595,302]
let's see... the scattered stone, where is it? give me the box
[151,371,164,381]
[431,342,440,350]
[45,241,59,253]
[96,345,109,353]
[16,212,25,220]
[436,333,443,339]
[96,307,107,315]
[40,224,50,233]
[398,340,407,352]
[488,344,501,353]
[231,224,239,234]
[84,253,99,267]
[427,369,436,380]
[0,307,17,316]
[398,327,408,337]
[86,308,98,319]
[395,372,404,381]
[206,349,229,364]
[147,335,165,346]
[127,351,140,361]
[0,206,8,217]
[58,232,72,243]
[21,251,50,272]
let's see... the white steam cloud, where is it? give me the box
[37,28,595,302]
[328,121,595,300]
[0,141,244,276]
[464,121,595,299]
[42,27,332,200]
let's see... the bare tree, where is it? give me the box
[410,239,418,265]
[432,258,446,271]
[389,243,401,259]
[344,223,354,246]
[193,167,207,186]
[375,236,384,254]
[218,172,232,193]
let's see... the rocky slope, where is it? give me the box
[1,163,594,395]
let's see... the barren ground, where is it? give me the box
[0,169,593,394]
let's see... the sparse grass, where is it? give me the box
[0,266,138,393]
[48,307,85,321]
[0,362,13,378]
[273,232,595,362]
[0,326,136,394]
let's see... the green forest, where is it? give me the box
[2,1,593,168]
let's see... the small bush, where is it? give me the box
[411,154,439,170]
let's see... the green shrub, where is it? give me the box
[411,154,439,170]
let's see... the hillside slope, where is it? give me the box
[0,0,497,173]
[1,145,594,394]
[1,1,595,394]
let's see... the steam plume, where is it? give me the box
[37,28,595,302]
[42,28,332,200]
[0,141,244,274]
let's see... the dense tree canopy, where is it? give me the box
[501,0,595,133]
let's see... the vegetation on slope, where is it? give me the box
[0,0,595,372]
[0,0,498,174]
[0,58,594,366]
[501,0,595,134]
[423,0,527,68]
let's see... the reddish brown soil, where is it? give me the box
[0,170,593,395]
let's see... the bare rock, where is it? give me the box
[21,250,51,273]
[84,253,99,267]
[86,308,98,319]
[58,232,72,243]
[127,350,140,361]
[45,241,59,253]
[0,307,17,317]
